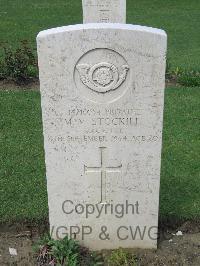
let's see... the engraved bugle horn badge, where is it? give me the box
[76,62,129,93]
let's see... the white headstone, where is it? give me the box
[37,5,167,252]
[82,0,126,23]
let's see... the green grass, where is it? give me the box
[0,0,200,70]
[0,90,47,223]
[0,87,199,223]
[160,87,200,219]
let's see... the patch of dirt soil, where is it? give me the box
[0,231,35,265]
[0,223,47,266]
[0,80,39,91]
[135,233,200,266]
[0,221,199,266]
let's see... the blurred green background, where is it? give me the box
[0,0,199,69]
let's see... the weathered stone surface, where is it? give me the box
[82,0,126,23]
[37,23,167,250]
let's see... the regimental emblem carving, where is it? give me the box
[76,62,129,93]
[74,48,130,103]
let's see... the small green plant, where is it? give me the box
[165,60,200,87]
[107,248,137,266]
[0,40,38,84]
[34,234,104,266]
[177,70,200,87]
[34,235,79,265]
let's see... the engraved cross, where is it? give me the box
[84,147,122,203]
